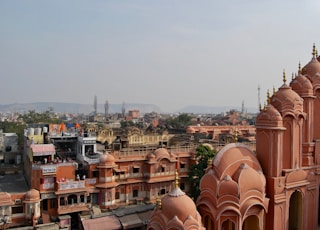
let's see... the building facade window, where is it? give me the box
[50,199,56,209]
[115,192,120,200]
[133,190,139,198]
[12,206,23,214]
[60,197,65,206]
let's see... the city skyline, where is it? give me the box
[1,1,320,113]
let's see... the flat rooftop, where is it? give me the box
[0,173,29,193]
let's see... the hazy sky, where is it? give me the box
[1,1,320,113]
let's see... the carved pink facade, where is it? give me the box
[196,44,320,230]
[197,143,269,229]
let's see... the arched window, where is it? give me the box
[222,219,235,230]
[59,197,65,206]
[204,215,214,230]
[289,190,302,230]
[243,215,259,230]
[67,194,78,205]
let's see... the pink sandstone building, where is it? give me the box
[148,44,320,230]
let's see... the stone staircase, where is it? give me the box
[41,212,51,224]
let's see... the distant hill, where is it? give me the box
[177,105,258,114]
[0,102,161,114]
[0,102,259,115]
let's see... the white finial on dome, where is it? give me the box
[168,171,185,197]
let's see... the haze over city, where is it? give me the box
[1,0,320,113]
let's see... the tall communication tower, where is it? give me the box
[104,100,109,118]
[241,100,244,114]
[94,95,97,115]
[121,101,126,117]
[258,85,261,111]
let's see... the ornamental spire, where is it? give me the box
[312,43,317,58]
[283,70,287,85]
[156,196,162,209]
[174,170,179,188]
[267,89,270,104]
[207,158,212,169]
[233,128,238,142]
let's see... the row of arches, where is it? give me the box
[201,190,303,230]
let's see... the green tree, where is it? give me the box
[120,120,134,128]
[0,121,26,147]
[166,113,193,129]
[18,110,62,124]
[188,144,216,201]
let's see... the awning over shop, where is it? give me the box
[31,144,55,156]
[118,213,143,229]
[82,215,122,230]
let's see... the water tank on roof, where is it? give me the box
[35,128,42,135]
[28,128,34,135]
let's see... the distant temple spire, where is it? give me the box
[267,89,270,104]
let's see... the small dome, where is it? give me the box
[271,84,303,115]
[256,104,283,127]
[302,56,320,79]
[290,74,313,97]
[154,148,170,160]
[213,143,262,180]
[99,151,115,165]
[217,175,239,197]
[25,189,40,203]
[161,189,198,222]
[148,173,204,230]
[233,163,266,195]
[0,192,14,206]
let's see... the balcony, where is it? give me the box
[58,202,90,215]
[57,180,85,191]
